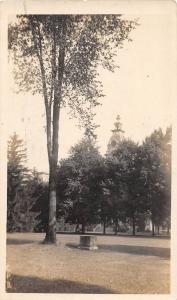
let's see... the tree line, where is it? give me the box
[7,118,171,236]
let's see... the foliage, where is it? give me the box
[27,169,49,232]
[9,15,137,134]
[106,138,144,235]
[7,133,28,231]
[140,127,171,232]
[7,133,39,232]
[56,138,105,232]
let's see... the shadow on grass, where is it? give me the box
[8,274,115,293]
[66,243,170,258]
[7,239,36,245]
[98,244,170,258]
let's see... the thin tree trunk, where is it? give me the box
[152,221,155,236]
[157,225,160,235]
[82,223,85,234]
[103,220,106,235]
[75,223,79,232]
[114,218,118,235]
[132,216,136,236]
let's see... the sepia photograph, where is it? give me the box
[0,0,176,298]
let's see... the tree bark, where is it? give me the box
[43,17,67,244]
[152,221,155,236]
[103,220,106,235]
[82,222,85,234]
[43,165,57,243]
[114,218,118,235]
[75,223,79,232]
[132,216,136,236]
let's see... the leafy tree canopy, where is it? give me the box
[9,15,137,132]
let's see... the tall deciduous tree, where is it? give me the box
[9,15,137,243]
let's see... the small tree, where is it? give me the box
[9,15,137,243]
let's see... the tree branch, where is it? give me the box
[29,17,52,163]
[52,16,67,166]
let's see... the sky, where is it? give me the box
[7,14,173,173]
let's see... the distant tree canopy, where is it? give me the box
[9,14,137,243]
[106,139,144,235]
[7,119,171,236]
[54,120,171,236]
[56,138,105,233]
[140,127,171,234]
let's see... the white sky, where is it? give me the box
[7,14,173,173]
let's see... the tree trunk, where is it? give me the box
[114,218,118,235]
[43,94,59,244]
[103,220,106,235]
[152,221,155,236]
[43,165,57,244]
[30,17,67,244]
[75,223,79,232]
[82,223,85,234]
[157,225,160,235]
[132,216,136,236]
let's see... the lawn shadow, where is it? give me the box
[66,243,79,250]
[7,274,116,293]
[66,242,170,258]
[97,244,170,258]
[7,238,36,245]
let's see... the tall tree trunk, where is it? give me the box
[43,96,60,244]
[43,17,66,244]
[157,225,160,235]
[43,164,57,244]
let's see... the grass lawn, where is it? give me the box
[6,233,170,294]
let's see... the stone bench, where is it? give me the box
[79,235,98,250]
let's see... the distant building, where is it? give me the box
[107,115,124,155]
